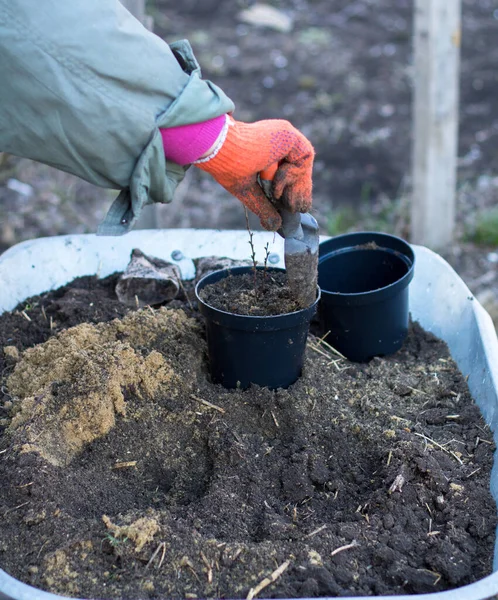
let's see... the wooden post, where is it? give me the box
[120,0,158,229]
[411,0,461,249]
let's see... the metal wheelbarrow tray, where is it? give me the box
[0,229,497,600]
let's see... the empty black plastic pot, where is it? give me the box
[195,266,320,389]
[318,232,415,362]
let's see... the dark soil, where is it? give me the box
[0,273,496,599]
[199,270,302,316]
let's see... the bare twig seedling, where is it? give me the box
[244,207,258,281]
[262,242,271,282]
[247,560,290,600]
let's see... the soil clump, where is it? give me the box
[0,273,496,599]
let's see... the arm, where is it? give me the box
[0,0,234,234]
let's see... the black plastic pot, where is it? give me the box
[318,232,415,362]
[195,266,320,389]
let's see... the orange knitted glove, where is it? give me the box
[194,116,315,231]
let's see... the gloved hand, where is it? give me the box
[194,116,315,231]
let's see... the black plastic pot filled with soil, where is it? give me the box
[318,232,415,362]
[195,266,320,389]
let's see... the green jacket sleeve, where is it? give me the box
[0,0,234,234]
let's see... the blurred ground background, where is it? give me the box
[1,0,498,323]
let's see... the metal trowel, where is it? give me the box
[260,164,319,308]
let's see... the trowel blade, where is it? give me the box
[281,211,319,308]
[259,175,319,308]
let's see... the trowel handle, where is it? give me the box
[259,163,279,205]
[260,163,279,182]
[259,164,303,240]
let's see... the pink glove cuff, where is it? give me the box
[160,115,226,166]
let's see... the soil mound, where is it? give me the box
[6,309,204,466]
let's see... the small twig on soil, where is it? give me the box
[271,411,279,428]
[232,548,243,563]
[421,569,442,585]
[20,310,31,322]
[0,449,8,455]
[309,350,343,374]
[191,394,225,414]
[41,305,48,322]
[222,546,243,565]
[388,473,405,494]
[158,542,166,570]
[176,276,194,311]
[386,450,393,466]
[228,427,246,449]
[135,295,140,309]
[406,385,426,395]
[180,556,202,583]
[476,423,491,434]
[391,415,411,424]
[37,539,50,559]
[414,432,464,464]
[308,341,349,372]
[476,437,494,446]
[330,540,359,557]
[329,359,344,369]
[442,438,466,447]
[315,332,347,359]
[49,316,54,330]
[306,524,327,538]
[467,467,482,479]
[200,551,213,583]
[146,542,166,570]
[309,332,346,360]
[112,461,137,469]
[246,560,290,600]
[4,501,30,516]
[308,342,331,360]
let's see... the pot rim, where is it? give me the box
[318,232,415,305]
[195,266,321,324]
[319,231,415,262]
